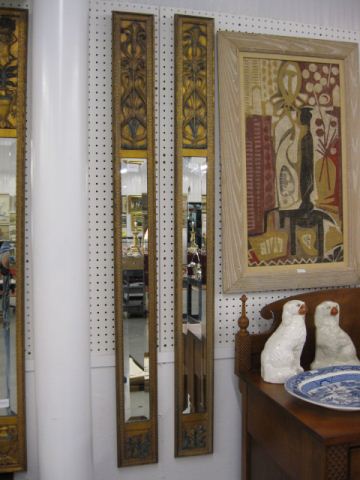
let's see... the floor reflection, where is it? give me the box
[124,315,149,421]
[182,283,207,414]
[0,303,16,416]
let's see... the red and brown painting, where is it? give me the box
[241,54,345,267]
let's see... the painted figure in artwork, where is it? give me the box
[243,54,344,267]
[299,107,314,211]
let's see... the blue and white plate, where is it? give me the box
[285,365,360,411]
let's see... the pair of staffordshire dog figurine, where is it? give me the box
[261,299,360,384]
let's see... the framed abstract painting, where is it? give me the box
[218,32,360,292]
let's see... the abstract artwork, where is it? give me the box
[241,53,344,267]
[218,32,360,292]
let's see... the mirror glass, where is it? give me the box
[120,158,150,422]
[182,156,207,414]
[0,138,17,417]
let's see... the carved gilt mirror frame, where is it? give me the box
[0,8,27,474]
[112,12,157,466]
[174,14,215,457]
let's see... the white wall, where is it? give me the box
[91,357,242,480]
[127,0,360,31]
[16,0,360,479]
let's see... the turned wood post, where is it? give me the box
[235,294,251,375]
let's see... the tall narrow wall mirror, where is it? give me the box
[0,8,27,473]
[174,14,215,457]
[112,12,157,466]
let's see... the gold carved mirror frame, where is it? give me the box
[112,12,157,466]
[174,14,215,457]
[0,8,27,474]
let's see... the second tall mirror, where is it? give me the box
[174,14,215,457]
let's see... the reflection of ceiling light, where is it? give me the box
[121,158,145,174]
[123,158,145,165]
[121,163,140,173]
[127,164,139,173]
[0,139,15,147]
[188,164,201,173]
[184,157,207,174]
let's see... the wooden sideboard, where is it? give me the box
[239,371,360,479]
[236,288,360,480]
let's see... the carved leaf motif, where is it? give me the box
[119,20,147,150]
[182,23,207,149]
[0,425,18,465]
[0,15,19,129]
[124,432,151,459]
[182,423,207,450]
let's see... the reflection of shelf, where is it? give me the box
[186,252,207,284]
[128,355,145,391]
[123,268,145,317]
[183,322,202,340]
[122,256,143,270]
[182,328,206,414]
[183,276,202,324]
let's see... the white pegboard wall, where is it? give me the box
[158,9,174,350]
[23,0,32,359]
[87,0,360,356]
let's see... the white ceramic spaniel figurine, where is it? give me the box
[261,300,307,384]
[311,301,360,370]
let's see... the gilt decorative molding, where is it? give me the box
[0,425,18,466]
[180,21,208,150]
[118,18,147,151]
[0,14,22,131]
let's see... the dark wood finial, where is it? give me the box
[239,294,249,336]
[235,294,251,375]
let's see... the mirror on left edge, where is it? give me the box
[0,8,27,473]
[112,12,157,467]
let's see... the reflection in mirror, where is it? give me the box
[182,157,207,415]
[121,159,150,422]
[0,138,17,417]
